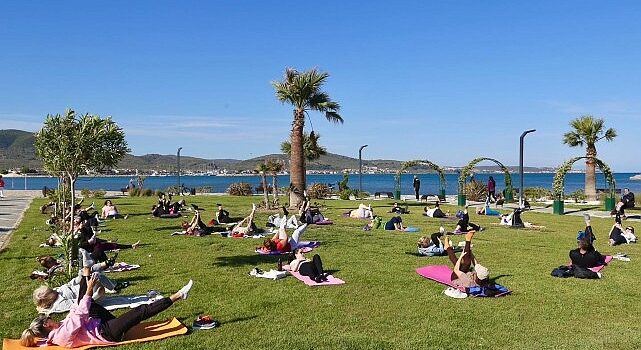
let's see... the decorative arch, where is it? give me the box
[552,156,615,199]
[395,160,446,194]
[458,157,513,195]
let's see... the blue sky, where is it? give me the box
[1,1,640,171]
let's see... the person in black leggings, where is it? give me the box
[20,268,192,347]
[454,207,482,233]
[289,249,327,283]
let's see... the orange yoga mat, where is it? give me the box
[3,317,187,350]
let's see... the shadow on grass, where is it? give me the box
[212,254,279,267]
[564,206,599,214]
[489,274,512,284]
[154,226,179,231]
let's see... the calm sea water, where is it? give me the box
[5,173,641,195]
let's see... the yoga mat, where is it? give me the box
[283,265,345,286]
[315,219,333,225]
[566,255,613,272]
[105,262,140,273]
[2,317,187,350]
[415,265,511,297]
[404,227,420,232]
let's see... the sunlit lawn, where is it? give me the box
[2,195,641,349]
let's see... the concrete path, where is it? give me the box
[0,191,37,251]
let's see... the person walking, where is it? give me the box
[0,175,5,198]
[487,176,496,202]
[413,175,421,201]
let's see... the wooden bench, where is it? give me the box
[597,188,622,194]
[374,191,394,199]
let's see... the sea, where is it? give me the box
[4,173,641,195]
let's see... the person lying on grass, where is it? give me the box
[390,202,409,214]
[300,199,328,224]
[258,218,309,254]
[21,269,193,348]
[288,249,328,283]
[348,203,374,219]
[608,223,637,246]
[33,260,123,315]
[267,205,299,230]
[423,202,447,218]
[214,203,242,224]
[179,208,226,236]
[453,207,482,233]
[232,204,264,235]
[445,231,490,289]
[101,200,127,220]
[417,227,458,256]
[476,198,500,216]
[384,216,407,231]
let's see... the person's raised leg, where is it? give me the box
[312,254,324,278]
[102,280,192,342]
[289,223,309,248]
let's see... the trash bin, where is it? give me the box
[190,188,196,196]
[604,197,616,211]
[42,186,48,198]
[439,189,446,201]
[505,189,514,202]
[553,199,564,215]
[457,194,466,206]
[394,190,401,200]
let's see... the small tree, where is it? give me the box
[255,161,271,209]
[35,109,129,272]
[265,158,284,206]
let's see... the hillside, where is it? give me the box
[0,129,39,169]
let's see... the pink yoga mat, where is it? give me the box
[415,265,456,287]
[283,265,345,286]
[566,255,612,272]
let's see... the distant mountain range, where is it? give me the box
[0,129,555,173]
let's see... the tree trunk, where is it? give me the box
[261,172,270,209]
[585,147,597,201]
[68,175,76,274]
[289,110,306,209]
[272,174,278,206]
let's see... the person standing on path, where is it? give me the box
[413,176,420,201]
[487,176,496,203]
[0,175,5,198]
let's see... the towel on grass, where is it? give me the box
[250,269,288,280]
[415,265,511,297]
[2,318,187,350]
[104,262,140,273]
[283,265,345,286]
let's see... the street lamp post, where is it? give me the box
[177,147,183,196]
[359,145,368,194]
[519,129,536,208]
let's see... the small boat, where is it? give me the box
[630,174,641,181]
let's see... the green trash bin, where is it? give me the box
[604,197,616,211]
[457,194,466,207]
[553,199,564,215]
[439,189,446,201]
[394,190,401,200]
[505,189,514,202]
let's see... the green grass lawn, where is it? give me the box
[2,196,641,349]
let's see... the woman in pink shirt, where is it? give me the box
[20,269,193,347]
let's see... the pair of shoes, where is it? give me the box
[443,287,467,299]
[249,267,264,276]
[596,272,603,279]
[193,315,220,330]
[178,280,193,299]
[114,281,129,291]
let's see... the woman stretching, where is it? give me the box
[444,231,490,288]
[288,249,327,283]
[21,269,193,347]
[232,204,260,235]
[348,204,374,219]
[453,207,482,233]
[101,200,126,220]
[259,219,309,253]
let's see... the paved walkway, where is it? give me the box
[0,191,37,251]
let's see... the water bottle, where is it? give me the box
[277,258,283,271]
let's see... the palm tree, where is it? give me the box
[255,161,271,209]
[280,131,327,163]
[265,158,284,206]
[272,68,342,208]
[562,115,617,201]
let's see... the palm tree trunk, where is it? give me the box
[585,146,597,201]
[289,110,306,208]
[272,174,278,206]
[261,172,270,209]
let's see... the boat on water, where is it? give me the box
[630,174,641,181]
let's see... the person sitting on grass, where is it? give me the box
[444,231,490,289]
[101,200,127,220]
[348,203,374,219]
[215,203,242,224]
[258,219,309,254]
[288,249,328,283]
[453,207,482,233]
[20,269,193,347]
[75,216,139,264]
[384,216,406,231]
[476,198,501,216]
[390,202,409,214]
[417,227,456,256]
[423,202,447,218]
[620,188,635,210]
[608,223,637,246]
[570,236,606,270]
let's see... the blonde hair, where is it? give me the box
[417,236,430,248]
[33,286,58,311]
[20,314,49,347]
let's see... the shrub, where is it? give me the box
[128,188,141,197]
[339,189,354,200]
[464,180,487,201]
[227,182,253,196]
[196,186,213,194]
[308,183,330,199]
[141,189,154,197]
[523,187,553,201]
[568,189,586,203]
[80,188,106,198]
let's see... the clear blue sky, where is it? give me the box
[2,1,640,171]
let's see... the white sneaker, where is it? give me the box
[444,287,467,298]
[178,280,193,299]
[596,272,603,279]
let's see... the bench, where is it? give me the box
[420,194,442,204]
[597,188,622,194]
[374,192,394,199]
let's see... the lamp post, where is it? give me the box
[359,144,368,194]
[519,129,536,208]
[177,147,183,196]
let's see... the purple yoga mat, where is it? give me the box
[283,265,345,286]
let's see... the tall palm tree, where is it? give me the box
[265,158,284,206]
[272,68,342,208]
[255,161,271,209]
[562,115,617,201]
[280,131,327,163]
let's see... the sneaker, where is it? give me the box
[106,251,119,267]
[249,267,259,277]
[443,287,467,299]
[123,214,129,220]
[88,202,95,210]
[596,272,603,279]
[193,315,219,330]
[178,280,193,299]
